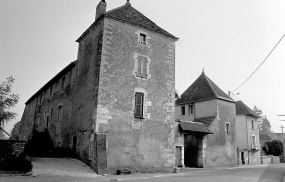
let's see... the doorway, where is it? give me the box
[241,152,245,164]
[184,134,202,167]
[72,136,77,154]
[175,146,182,167]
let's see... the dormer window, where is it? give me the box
[50,85,53,98]
[61,76,65,91]
[139,33,146,45]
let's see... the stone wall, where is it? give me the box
[204,99,237,167]
[19,62,77,149]
[92,18,176,173]
[0,140,26,167]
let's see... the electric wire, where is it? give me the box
[232,33,285,92]
[138,0,152,10]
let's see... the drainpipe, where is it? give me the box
[246,115,249,164]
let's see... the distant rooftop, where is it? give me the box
[236,100,259,118]
[176,71,235,105]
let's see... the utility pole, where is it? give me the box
[281,126,285,142]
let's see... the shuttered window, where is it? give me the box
[135,92,144,118]
[136,56,148,78]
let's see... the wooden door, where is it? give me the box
[175,146,182,167]
[72,136,77,154]
[184,134,200,167]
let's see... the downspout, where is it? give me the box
[246,115,249,164]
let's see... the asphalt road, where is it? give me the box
[1,164,285,182]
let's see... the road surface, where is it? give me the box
[1,164,285,182]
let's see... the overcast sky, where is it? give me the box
[1,0,285,134]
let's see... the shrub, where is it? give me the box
[262,140,283,157]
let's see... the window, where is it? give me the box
[181,106,185,115]
[40,93,44,104]
[226,123,230,135]
[61,76,65,91]
[51,108,53,120]
[50,85,53,98]
[189,105,194,115]
[251,120,254,130]
[136,56,148,78]
[58,105,63,121]
[134,92,144,118]
[251,135,256,149]
[46,115,49,129]
[37,114,40,130]
[139,33,146,45]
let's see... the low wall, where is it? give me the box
[0,140,26,167]
[261,156,280,164]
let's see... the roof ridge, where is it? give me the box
[105,3,130,14]
[204,73,219,98]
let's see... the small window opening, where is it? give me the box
[58,105,63,121]
[139,33,146,45]
[181,106,185,115]
[226,123,230,135]
[189,105,194,115]
[61,76,65,91]
[50,85,53,98]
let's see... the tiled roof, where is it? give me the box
[236,101,260,118]
[25,61,77,104]
[193,117,216,127]
[259,134,273,141]
[176,71,235,105]
[77,3,178,42]
[179,121,213,134]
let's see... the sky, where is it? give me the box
[1,0,285,134]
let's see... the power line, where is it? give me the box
[138,0,152,10]
[232,33,285,92]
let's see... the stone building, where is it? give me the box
[175,71,237,167]
[235,100,261,165]
[19,0,178,174]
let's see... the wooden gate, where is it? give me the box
[184,134,200,167]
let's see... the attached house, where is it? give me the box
[235,100,261,165]
[175,71,237,168]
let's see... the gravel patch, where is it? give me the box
[31,158,100,177]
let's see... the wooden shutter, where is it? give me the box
[142,57,147,78]
[137,58,142,76]
[135,92,144,118]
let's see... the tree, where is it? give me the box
[10,121,20,140]
[0,76,19,126]
[0,130,6,139]
[262,140,283,156]
[253,105,271,134]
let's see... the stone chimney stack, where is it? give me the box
[95,0,107,20]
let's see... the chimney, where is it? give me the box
[95,0,107,20]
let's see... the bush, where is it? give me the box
[0,153,32,172]
[262,140,283,156]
